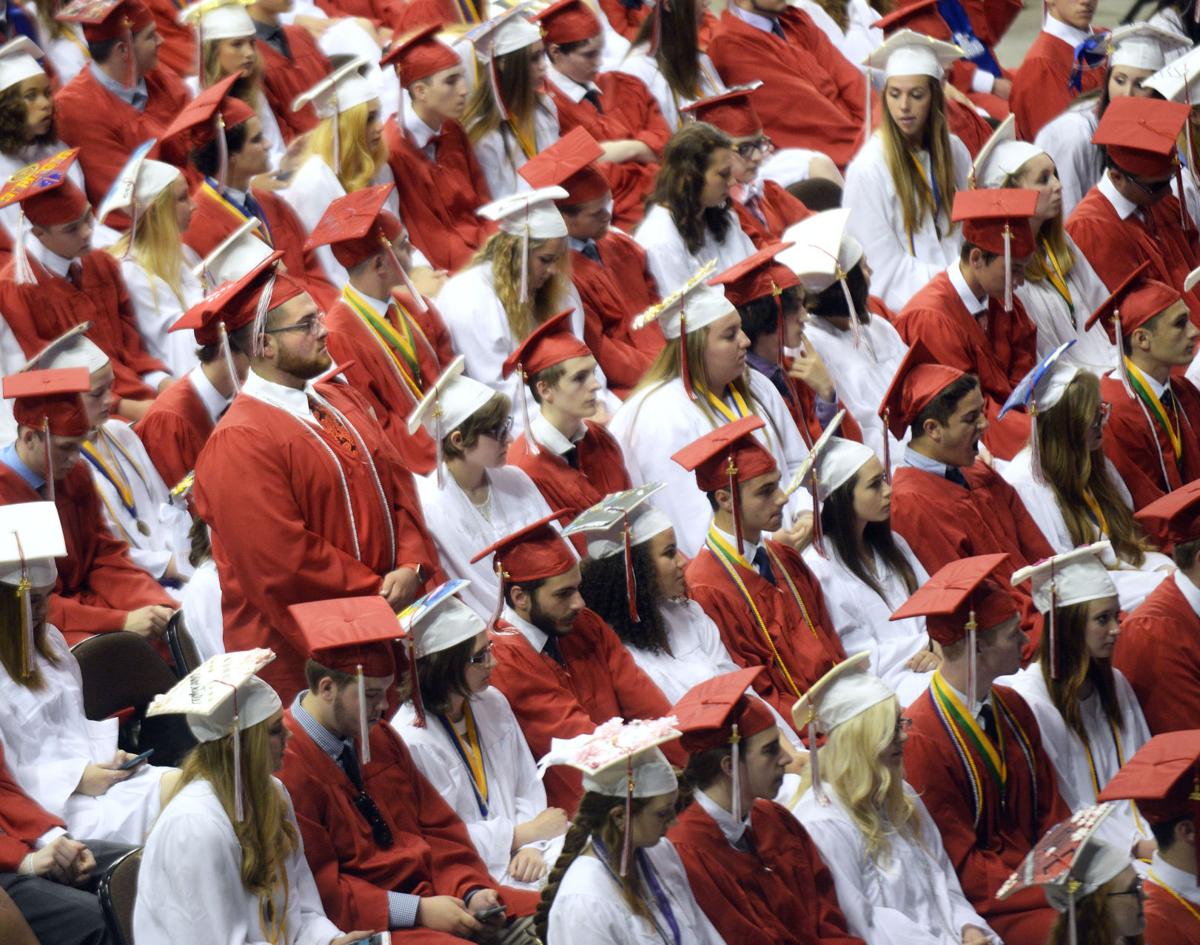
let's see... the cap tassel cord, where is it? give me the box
[331,94,342,180]
[1029,403,1043,484]
[966,608,978,708]
[771,280,785,363]
[679,310,694,400]
[407,636,426,728]
[1003,223,1013,313]
[488,560,506,630]
[250,272,277,357]
[1048,569,1060,681]
[623,510,639,624]
[381,233,428,313]
[123,195,141,261]
[218,322,241,394]
[519,220,530,304]
[215,681,246,822]
[434,401,446,490]
[42,418,55,503]
[619,758,634,877]
[809,718,829,806]
[518,366,538,455]
[881,408,892,484]
[730,722,741,821]
[1177,161,1194,235]
[1114,311,1133,397]
[13,532,32,680]
[728,454,744,558]
[489,58,508,121]
[811,478,826,558]
[649,0,663,57]
[357,664,373,763]
[216,114,228,192]
[839,271,864,351]
[1067,887,1078,945]
[13,209,34,287]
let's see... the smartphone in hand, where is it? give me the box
[118,749,155,771]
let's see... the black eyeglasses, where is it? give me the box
[483,417,514,442]
[467,642,495,665]
[1126,173,1174,198]
[263,312,325,337]
[1110,876,1144,899]
[735,136,774,160]
[351,791,394,849]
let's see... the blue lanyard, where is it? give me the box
[592,839,682,945]
[434,713,489,818]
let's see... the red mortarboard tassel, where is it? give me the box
[727,452,743,557]
[881,408,892,484]
[406,638,426,728]
[623,510,639,624]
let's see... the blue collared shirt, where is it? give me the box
[88,62,147,111]
[745,350,838,428]
[1,442,45,493]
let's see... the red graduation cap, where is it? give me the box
[518,127,609,205]
[470,509,576,585]
[1083,259,1181,342]
[871,0,951,38]
[4,367,91,437]
[305,183,402,269]
[673,667,774,753]
[502,308,590,379]
[952,188,1038,259]
[161,72,256,154]
[1092,96,1190,178]
[380,23,461,86]
[680,85,764,140]
[708,241,799,308]
[171,250,286,345]
[0,149,89,227]
[1134,479,1200,548]
[889,553,1016,646]
[533,0,602,44]
[57,0,154,42]
[877,338,966,442]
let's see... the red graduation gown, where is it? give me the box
[545,71,670,232]
[670,799,864,945]
[0,462,174,639]
[945,98,994,159]
[686,537,845,723]
[1115,576,1200,735]
[1066,185,1200,320]
[382,117,494,273]
[313,0,404,30]
[134,375,216,487]
[193,381,441,697]
[256,28,329,143]
[146,0,197,78]
[895,270,1037,461]
[0,253,165,403]
[183,183,338,312]
[904,682,1068,944]
[1011,31,1105,140]
[54,66,191,209]
[0,743,65,872]
[487,611,680,811]
[1099,373,1200,511]
[569,230,661,397]
[507,419,632,523]
[735,180,812,247]
[1144,873,1200,944]
[890,463,1052,654]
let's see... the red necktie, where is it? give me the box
[309,398,359,458]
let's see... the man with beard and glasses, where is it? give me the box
[193,253,442,698]
[473,513,683,812]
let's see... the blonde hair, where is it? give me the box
[110,184,188,305]
[472,231,569,340]
[305,100,387,193]
[821,697,921,863]
[880,77,957,244]
[0,588,58,690]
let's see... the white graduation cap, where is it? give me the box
[97,140,181,233]
[193,216,273,287]
[291,55,378,119]
[1144,43,1200,103]
[813,436,877,503]
[178,0,255,40]
[406,355,496,486]
[782,409,845,556]
[477,186,568,301]
[1108,22,1191,72]
[399,578,486,658]
[863,28,963,81]
[0,37,45,95]
[23,322,108,374]
[0,501,65,680]
[463,1,540,61]
[971,114,1046,190]
[1187,264,1200,294]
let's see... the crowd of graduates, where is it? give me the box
[11,0,1200,941]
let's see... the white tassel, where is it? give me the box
[357,664,371,765]
[1067,888,1078,945]
[250,273,277,357]
[218,322,240,394]
[730,723,741,819]
[216,114,228,192]
[519,366,538,455]
[434,402,445,490]
[1029,405,1043,483]
[1003,224,1013,313]
[838,272,862,350]
[519,223,530,304]
[13,209,34,287]
[232,716,244,822]
[966,615,978,709]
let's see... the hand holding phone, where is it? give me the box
[118,749,155,771]
[474,904,506,921]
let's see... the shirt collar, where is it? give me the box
[694,787,750,845]
[402,98,442,151]
[729,3,778,33]
[188,365,232,424]
[88,62,147,109]
[501,604,550,654]
[0,441,44,492]
[1098,172,1139,220]
[938,671,987,719]
[711,521,762,566]
[568,235,595,254]
[290,691,353,762]
[947,261,989,315]
[546,63,600,102]
[1152,852,1200,904]
[745,349,784,383]
[344,284,390,318]
[529,411,584,457]
[1175,569,1200,619]
[27,234,76,279]
[1042,14,1094,47]
[240,367,316,420]
[902,446,949,478]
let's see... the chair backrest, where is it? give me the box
[0,887,39,945]
[164,610,202,676]
[71,633,181,721]
[98,848,142,945]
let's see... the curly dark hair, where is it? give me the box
[0,84,57,156]
[580,542,671,655]
[651,122,734,255]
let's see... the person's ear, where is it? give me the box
[447,429,465,451]
[714,486,734,514]
[922,418,943,442]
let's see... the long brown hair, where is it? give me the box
[880,77,958,244]
[630,0,702,99]
[0,588,58,690]
[1038,599,1122,747]
[472,231,570,340]
[650,122,735,254]
[1047,873,1144,945]
[1037,372,1152,567]
[463,44,545,144]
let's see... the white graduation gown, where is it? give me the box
[0,626,169,843]
[416,464,555,618]
[802,534,933,707]
[801,315,910,469]
[1015,236,1116,374]
[615,49,724,131]
[471,99,560,200]
[608,372,811,557]
[181,558,226,662]
[133,778,342,945]
[627,598,742,703]
[634,202,758,297]
[798,0,882,74]
[393,686,562,889]
[843,133,970,311]
[119,248,206,378]
[547,839,728,945]
[1005,664,1152,852]
[1035,104,1101,218]
[1000,446,1171,611]
[795,784,998,945]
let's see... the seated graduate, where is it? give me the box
[536,720,726,945]
[472,513,682,812]
[409,358,553,619]
[999,342,1172,611]
[135,651,370,945]
[1008,545,1154,856]
[669,668,864,945]
[802,437,936,706]
[634,122,758,297]
[997,806,1142,945]
[892,555,1070,944]
[792,653,997,945]
[394,583,568,890]
[0,370,176,643]
[1145,46,1200,230]
[673,417,845,725]
[1100,731,1200,945]
[282,596,539,937]
[246,0,331,145]
[1116,482,1200,735]
[608,270,811,557]
[462,7,560,200]
[0,501,174,845]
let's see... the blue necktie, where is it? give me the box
[752,546,776,585]
[945,466,970,489]
[580,240,602,263]
[1069,33,1109,92]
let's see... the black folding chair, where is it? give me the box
[97,848,142,945]
[164,610,202,676]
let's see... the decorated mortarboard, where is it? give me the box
[952,188,1038,312]
[1145,43,1200,105]
[564,483,666,623]
[0,37,45,95]
[863,28,962,81]
[193,215,273,286]
[1012,541,1116,680]
[501,308,589,451]
[998,340,1079,481]
[1134,479,1200,547]
[538,716,681,875]
[1107,21,1191,71]
[0,501,66,680]
[161,72,256,188]
[1092,96,1191,179]
[780,409,845,556]
[998,804,1128,945]
[970,114,1046,190]
[0,149,88,286]
[533,0,602,44]
[890,553,1016,704]
[22,323,108,375]
[876,339,965,462]
[518,127,609,205]
[3,367,91,502]
[405,355,496,487]
[177,0,254,41]
[469,509,576,625]
[96,140,181,247]
[477,186,569,302]
[679,83,765,139]
[380,23,461,86]
[397,578,485,727]
[792,651,894,803]
[462,2,540,120]
[146,648,277,820]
